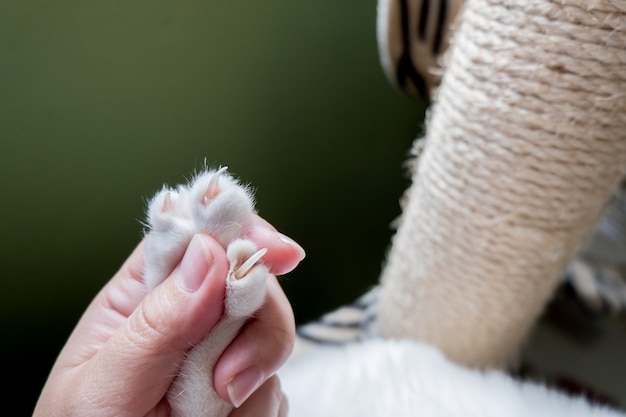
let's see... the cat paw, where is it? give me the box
[143,167,259,290]
[225,239,269,318]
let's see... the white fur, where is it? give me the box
[143,169,267,417]
[279,339,624,417]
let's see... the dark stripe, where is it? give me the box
[319,320,362,329]
[432,0,448,54]
[397,56,428,98]
[361,313,377,327]
[397,0,428,98]
[561,279,609,316]
[418,0,429,40]
[296,328,356,345]
[400,0,411,48]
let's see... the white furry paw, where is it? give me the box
[142,167,269,417]
[143,167,257,290]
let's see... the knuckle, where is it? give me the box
[265,374,281,394]
[125,301,171,352]
[270,325,295,364]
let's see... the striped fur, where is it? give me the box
[377,0,464,99]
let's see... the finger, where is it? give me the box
[74,234,230,416]
[247,215,305,275]
[229,376,287,417]
[57,240,150,365]
[214,275,295,405]
[62,213,303,364]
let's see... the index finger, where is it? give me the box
[246,215,305,276]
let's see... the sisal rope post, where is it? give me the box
[375,0,626,368]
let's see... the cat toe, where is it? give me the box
[225,239,269,318]
[187,169,256,247]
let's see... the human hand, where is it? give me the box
[33,215,305,417]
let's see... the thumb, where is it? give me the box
[80,234,229,415]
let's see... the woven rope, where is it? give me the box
[376,0,626,368]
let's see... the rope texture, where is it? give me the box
[376,0,626,368]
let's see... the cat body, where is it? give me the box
[280,338,623,417]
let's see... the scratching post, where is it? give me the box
[376,0,626,368]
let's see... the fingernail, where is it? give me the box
[177,235,212,292]
[226,366,265,408]
[278,394,289,417]
[277,233,306,261]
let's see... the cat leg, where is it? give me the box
[167,239,268,417]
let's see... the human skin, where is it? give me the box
[33,215,305,417]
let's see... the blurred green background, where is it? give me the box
[0,1,423,414]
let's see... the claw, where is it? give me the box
[203,166,228,205]
[162,192,173,212]
[234,248,268,280]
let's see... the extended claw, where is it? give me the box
[203,166,228,205]
[234,248,268,280]
[162,192,173,212]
